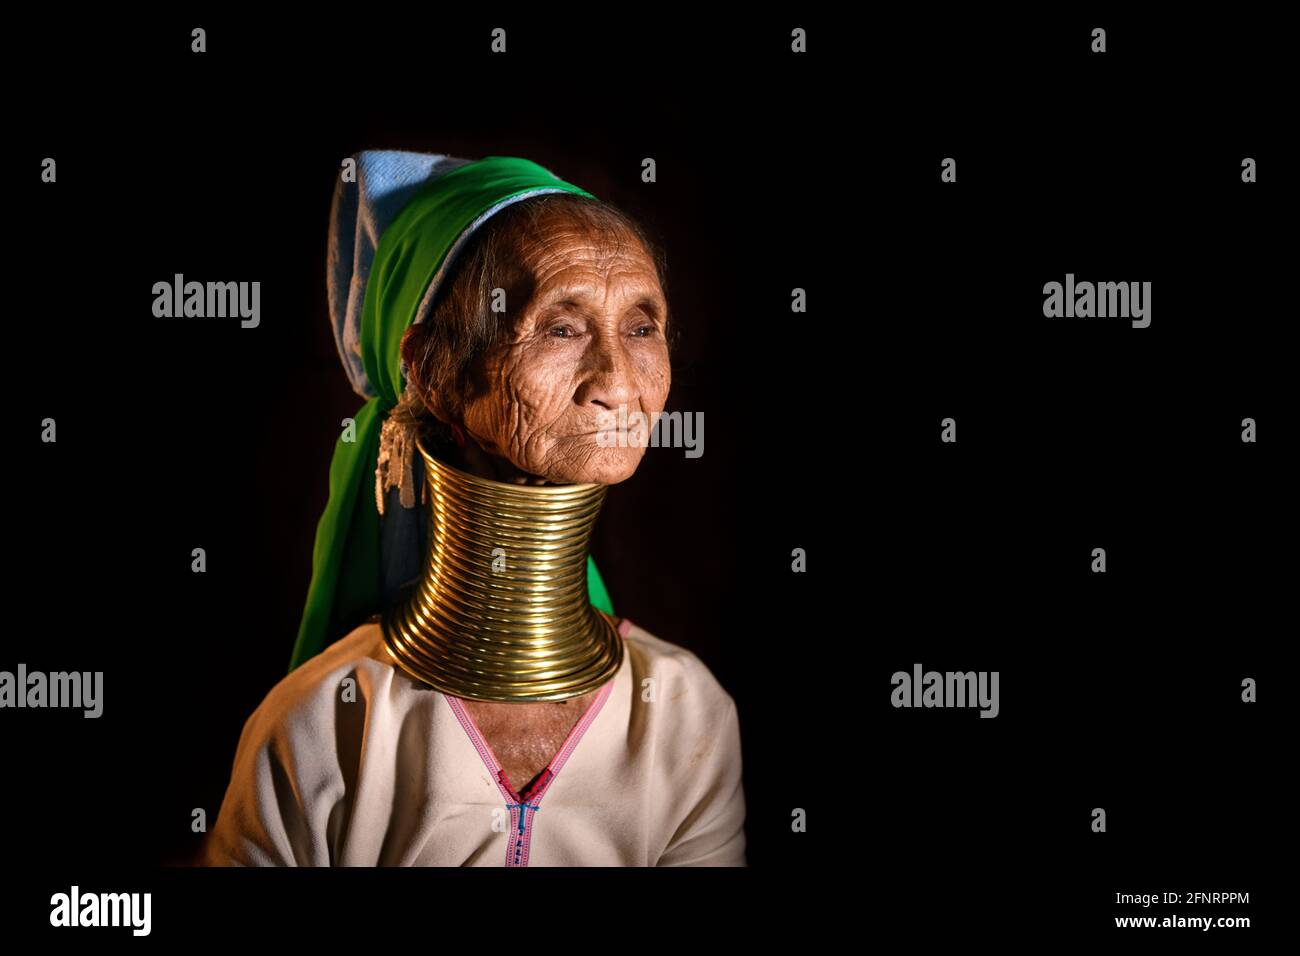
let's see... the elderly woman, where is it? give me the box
[203,151,745,866]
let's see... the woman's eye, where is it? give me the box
[632,325,654,337]
[549,325,573,338]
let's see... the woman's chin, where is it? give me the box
[541,443,644,486]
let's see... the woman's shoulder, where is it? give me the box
[239,621,396,738]
[615,616,736,713]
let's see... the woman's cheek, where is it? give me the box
[637,358,672,408]
[515,358,578,420]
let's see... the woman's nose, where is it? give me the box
[576,338,635,410]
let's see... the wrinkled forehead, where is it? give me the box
[512,208,653,273]
[507,213,665,309]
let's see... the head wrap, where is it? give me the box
[288,150,615,673]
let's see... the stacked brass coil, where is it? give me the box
[381,434,623,702]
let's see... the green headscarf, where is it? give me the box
[289,156,614,673]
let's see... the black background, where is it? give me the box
[5,10,1287,945]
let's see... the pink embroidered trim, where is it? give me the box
[446,678,614,867]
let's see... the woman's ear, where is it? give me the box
[399,324,427,379]
[400,323,467,428]
[424,389,459,426]
[400,325,438,413]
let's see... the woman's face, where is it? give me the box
[460,211,671,485]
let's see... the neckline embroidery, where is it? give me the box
[445,664,618,866]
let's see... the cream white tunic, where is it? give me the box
[203,617,746,866]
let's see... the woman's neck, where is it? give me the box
[379,432,623,702]
[454,434,555,486]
